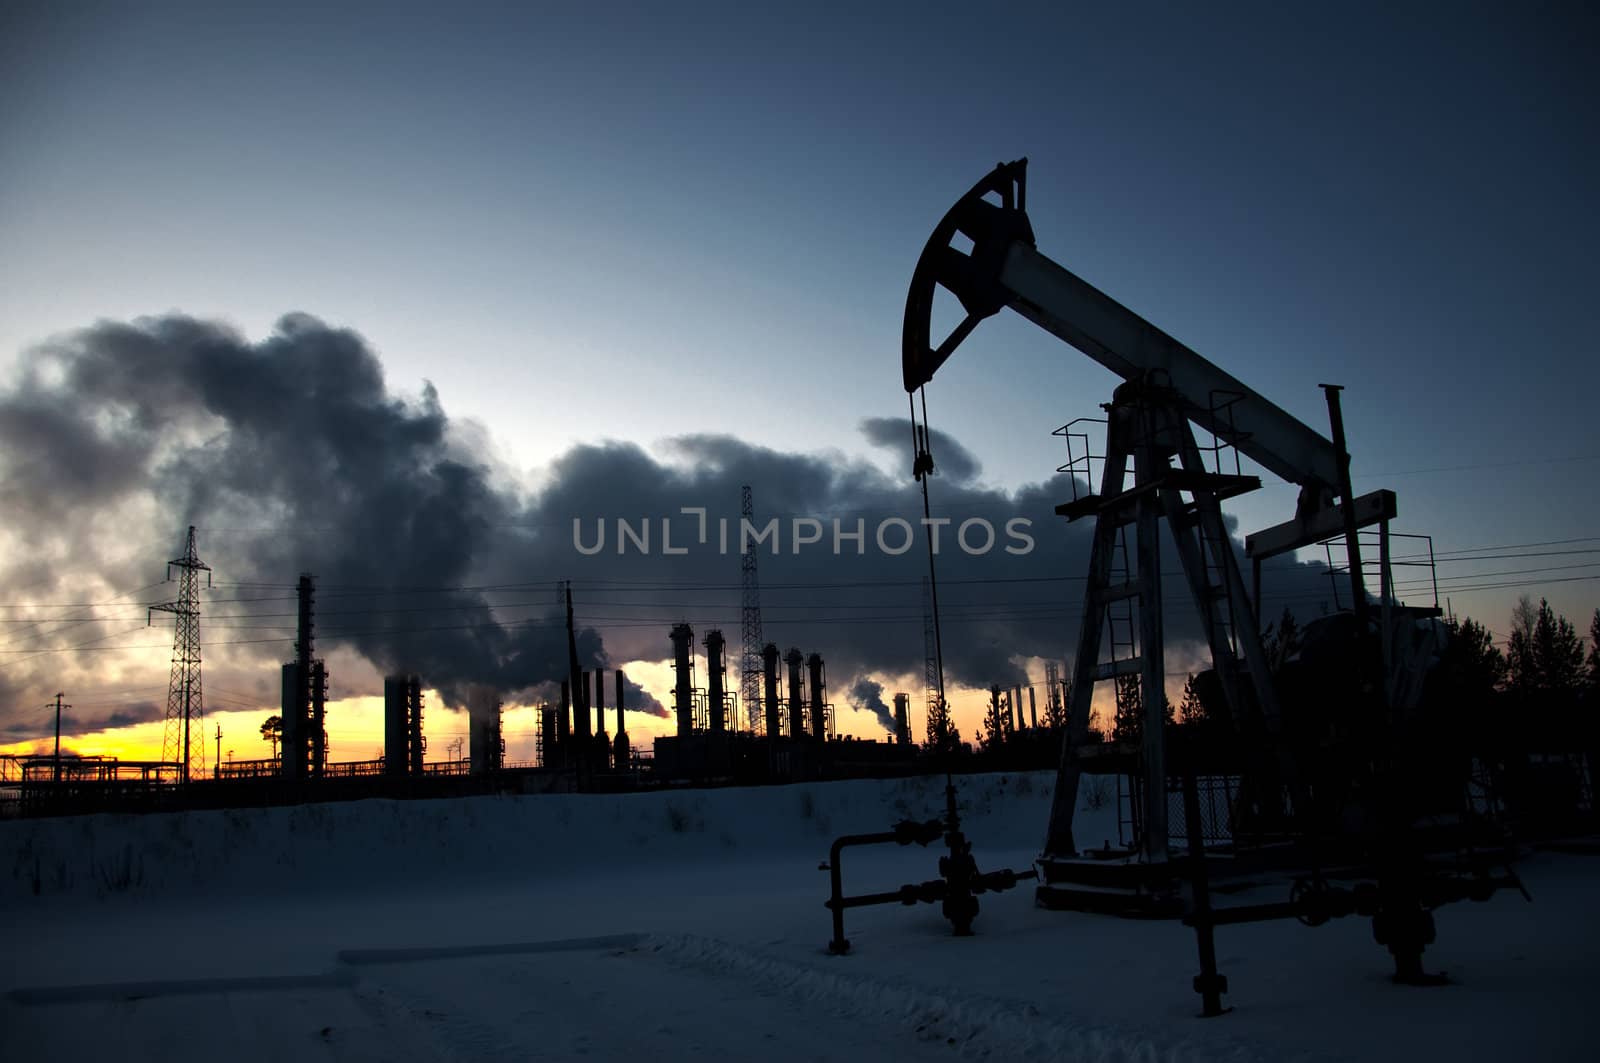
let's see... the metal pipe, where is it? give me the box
[1380,520,1393,686]
[826,830,904,953]
[1320,384,1368,623]
[1134,407,1168,861]
[1182,774,1229,1017]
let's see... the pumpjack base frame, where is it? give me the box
[1034,845,1301,919]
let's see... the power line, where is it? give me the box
[3,534,1597,616]
[9,554,1599,629]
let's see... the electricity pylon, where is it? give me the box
[150,525,211,782]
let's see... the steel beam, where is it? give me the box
[999,243,1342,491]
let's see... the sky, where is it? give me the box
[1,1,1596,762]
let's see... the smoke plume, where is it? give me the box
[0,312,1340,742]
[617,674,668,719]
[845,677,895,735]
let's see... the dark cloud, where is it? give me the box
[859,416,981,484]
[100,701,164,730]
[0,313,600,715]
[0,700,161,743]
[0,312,1340,741]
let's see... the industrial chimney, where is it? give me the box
[613,669,629,771]
[281,662,301,778]
[383,675,409,777]
[592,668,609,772]
[557,679,572,765]
[785,648,805,740]
[762,643,781,739]
[893,692,911,746]
[577,669,593,741]
[671,624,695,738]
[469,689,503,774]
[807,652,827,741]
[406,676,425,775]
[705,629,727,733]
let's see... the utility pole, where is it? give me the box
[149,526,211,784]
[51,693,68,784]
[214,724,222,779]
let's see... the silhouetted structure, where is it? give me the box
[612,669,629,771]
[383,674,424,777]
[150,526,211,782]
[739,485,765,732]
[671,623,695,739]
[279,574,329,780]
[893,693,911,746]
[901,157,1526,1001]
[762,643,782,742]
[807,653,828,740]
[593,668,610,771]
[469,697,503,774]
[705,629,728,733]
[786,648,804,739]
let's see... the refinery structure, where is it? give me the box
[1,515,933,818]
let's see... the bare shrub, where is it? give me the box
[1081,776,1112,811]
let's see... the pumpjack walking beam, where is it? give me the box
[904,161,1341,501]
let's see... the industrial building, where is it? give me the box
[650,625,912,783]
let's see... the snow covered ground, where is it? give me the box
[3,772,1597,1061]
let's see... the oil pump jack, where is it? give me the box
[902,160,1524,1007]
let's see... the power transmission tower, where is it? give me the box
[150,526,211,783]
[739,484,765,733]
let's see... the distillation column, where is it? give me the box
[762,643,782,739]
[705,629,727,733]
[671,624,695,739]
[785,648,805,740]
[808,653,827,741]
